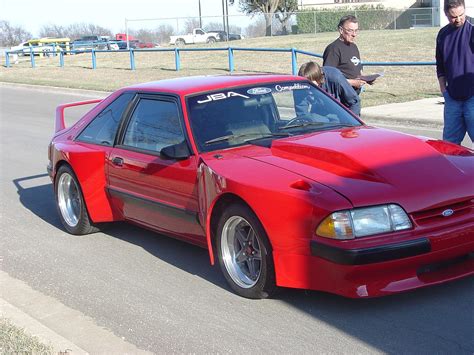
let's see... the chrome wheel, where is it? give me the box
[57,172,81,227]
[221,216,262,288]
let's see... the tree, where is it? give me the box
[183,18,201,33]
[155,24,174,45]
[244,18,266,38]
[64,23,113,40]
[0,20,32,46]
[276,0,298,34]
[204,21,225,32]
[230,0,280,36]
[204,22,243,36]
[39,24,67,38]
[129,28,156,43]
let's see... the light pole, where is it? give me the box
[199,0,202,28]
[222,0,229,39]
[222,0,226,32]
[225,0,229,35]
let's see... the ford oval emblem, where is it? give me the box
[247,87,272,95]
[441,209,454,217]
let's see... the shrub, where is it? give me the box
[296,5,395,33]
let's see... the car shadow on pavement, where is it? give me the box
[104,221,229,289]
[13,173,229,291]
[13,173,63,229]
[277,277,473,353]
[12,174,474,354]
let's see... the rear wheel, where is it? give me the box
[55,165,98,235]
[175,38,185,46]
[206,37,216,44]
[216,203,276,299]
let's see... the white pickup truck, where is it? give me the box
[169,28,220,46]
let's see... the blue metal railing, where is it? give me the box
[4,46,436,73]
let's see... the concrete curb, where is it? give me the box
[361,114,443,129]
[0,299,87,354]
[0,82,111,98]
[0,271,151,354]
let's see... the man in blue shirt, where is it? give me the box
[296,61,361,116]
[436,0,473,145]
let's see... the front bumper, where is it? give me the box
[310,238,431,265]
[273,222,474,298]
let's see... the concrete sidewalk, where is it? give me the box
[361,97,445,128]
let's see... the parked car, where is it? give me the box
[108,42,119,50]
[48,75,474,299]
[71,39,107,52]
[169,28,219,46]
[10,41,57,56]
[71,35,119,52]
[208,30,244,41]
[109,40,127,49]
[137,41,159,48]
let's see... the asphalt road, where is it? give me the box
[1,84,473,354]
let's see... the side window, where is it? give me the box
[196,29,204,35]
[77,92,134,146]
[123,98,183,152]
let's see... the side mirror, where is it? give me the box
[160,140,191,160]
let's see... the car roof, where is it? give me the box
[124,74,307,96]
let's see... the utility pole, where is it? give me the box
[222,0,226,32]
[225,0,229,35]
[199,0,202,28]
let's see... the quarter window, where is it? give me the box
[123,98,183,152]
[77,92,133,146]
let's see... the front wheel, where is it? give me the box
[55,165,98,235]
[216,203,276,299]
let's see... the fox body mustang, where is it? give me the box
[48,75,474,299]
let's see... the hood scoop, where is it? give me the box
[271,140,386,183]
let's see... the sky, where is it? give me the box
[2,0,247,37]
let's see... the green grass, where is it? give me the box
[0,28,441,107]
[0,318,54,354]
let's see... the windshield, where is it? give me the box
[187,81,362,152]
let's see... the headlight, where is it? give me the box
[316,204,412,240]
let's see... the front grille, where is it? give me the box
[411,198,474,226]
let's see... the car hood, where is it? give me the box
[238,127,474,212]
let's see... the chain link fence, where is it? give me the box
[122,6,473,45]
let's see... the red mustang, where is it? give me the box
[48,75,474,299]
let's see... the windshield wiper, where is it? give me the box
[205,133,290,145]
[320,123,355,130]
[279,122,354,130]
[278,121,326,130]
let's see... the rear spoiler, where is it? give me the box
[55,99,103,133]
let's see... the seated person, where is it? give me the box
[296,61,361,116]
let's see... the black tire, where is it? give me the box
[206,37,216,44]
[175,38,185,46]
[55,165,98,235]
[216,203,276,299]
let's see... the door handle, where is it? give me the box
[112,157,124,166]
